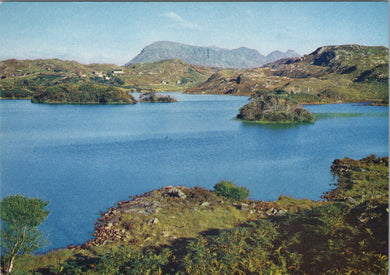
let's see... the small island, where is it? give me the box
[138,92,178,103]
[237,91,315,124]
[31,83,136,104]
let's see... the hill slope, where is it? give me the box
[186,44,389,104]
[0,58,219,99]
[127,41,300,68]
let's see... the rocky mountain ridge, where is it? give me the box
[186,44,389,104]
[127,41,300,68]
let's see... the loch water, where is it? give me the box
[0,93,388,252]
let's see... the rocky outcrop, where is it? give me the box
[74,186,189,249]
[68,186,307,251]
[139,92,178,103]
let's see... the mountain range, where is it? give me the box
[127,41,300,68]
[1,44,388,104]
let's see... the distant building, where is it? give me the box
[113,69,123,74]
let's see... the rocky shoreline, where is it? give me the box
[11,155,387,274]
[67,186,293,251]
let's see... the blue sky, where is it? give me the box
[0,2,388,65]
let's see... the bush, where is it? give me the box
[213,181,249,201]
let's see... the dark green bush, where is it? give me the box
[181,220,289,274]
[92,246,171,274]
[213,181,249,201]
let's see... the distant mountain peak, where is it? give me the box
[127,41,300,68]
[286,49,300,55]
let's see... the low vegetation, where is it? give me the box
[5,155,387,274]
[31,83,136,104]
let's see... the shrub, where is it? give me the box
[213,181,249,201]
[181,220,290,274]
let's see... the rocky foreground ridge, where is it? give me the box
[74,186,296,250]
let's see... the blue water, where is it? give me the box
[0,94,388,252]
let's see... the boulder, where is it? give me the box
[164,187,187,199]
[200,202,210,207]
[239,203,249,211]
[266,207,278,216]
[147,218,159,225]
[276,209,287,216]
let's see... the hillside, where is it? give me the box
[0,58,219,100]
[123,59,219,91]
[1,44,388,105]
[31,83,137,104]
[10,155,388,274]
[127,41,300,68]
[186,44,389,104]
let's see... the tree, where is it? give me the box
[213,180,250,201]
[1,195,49,273]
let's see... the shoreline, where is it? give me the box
[33,154,389,255]
[1,94,388,106]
